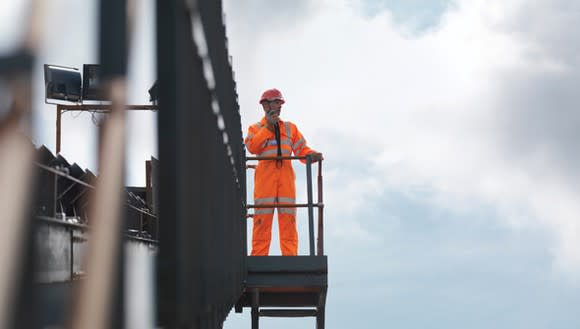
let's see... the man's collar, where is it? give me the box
[260,117,284,125]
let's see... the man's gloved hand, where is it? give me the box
[308,152,324,162]
[265,109,280,127]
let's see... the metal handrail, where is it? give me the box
[247,155,309,161]
[246,154,324,256]
[248,203,323,209]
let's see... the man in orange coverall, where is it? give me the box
[245,88,323,256]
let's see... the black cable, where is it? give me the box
[274,122,282,167]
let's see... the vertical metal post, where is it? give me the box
[251,289,259,329]
[56,105,62,153]
[306,156,315,256]
[70,229,74,280]
[70,0,129,327]
[139,212,144,235]
[53,170,58,218]
[316,307,325,329]
[145,160,152,208]
[316,161,324,256]
[155,213,159,242]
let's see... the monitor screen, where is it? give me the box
[44,64,82,102]
[82,64,106,101]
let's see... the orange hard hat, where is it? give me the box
[259,88,285,104]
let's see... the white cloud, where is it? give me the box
[225,0,580,278]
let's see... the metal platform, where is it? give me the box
[236,256,328,329]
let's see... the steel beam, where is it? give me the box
[260,309,317,317]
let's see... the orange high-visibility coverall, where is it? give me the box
[245,117,316,256]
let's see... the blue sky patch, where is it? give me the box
[361,0,456,33]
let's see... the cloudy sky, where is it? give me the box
[222,0,580,328]
[2,0,580,328]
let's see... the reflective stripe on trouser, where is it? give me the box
[252,162,297,256]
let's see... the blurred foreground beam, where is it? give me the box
[0,81,36,329]
[0,0,45,328]
[69,0,131,328]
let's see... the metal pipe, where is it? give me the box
[251,289,259,329]
[306,156,315,256]
[56,105,62,153]
[247,155,308,161]
[56,104,158,111]
[53,168,58,218]
[317,161,324,256]
[36,163,95,189]
[70,188,89,204]
[139,212,143,236]
[70,229,74,280]
[126,204,158,218]
[248,203,323,209]
[56,172,87,200]
[259,309,317,317]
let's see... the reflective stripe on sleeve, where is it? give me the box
[292,138,305,150]
[284,122,291,140]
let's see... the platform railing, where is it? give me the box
[246,155,324,256]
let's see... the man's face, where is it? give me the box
[262,100,282,112]
[261,100,283,114]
